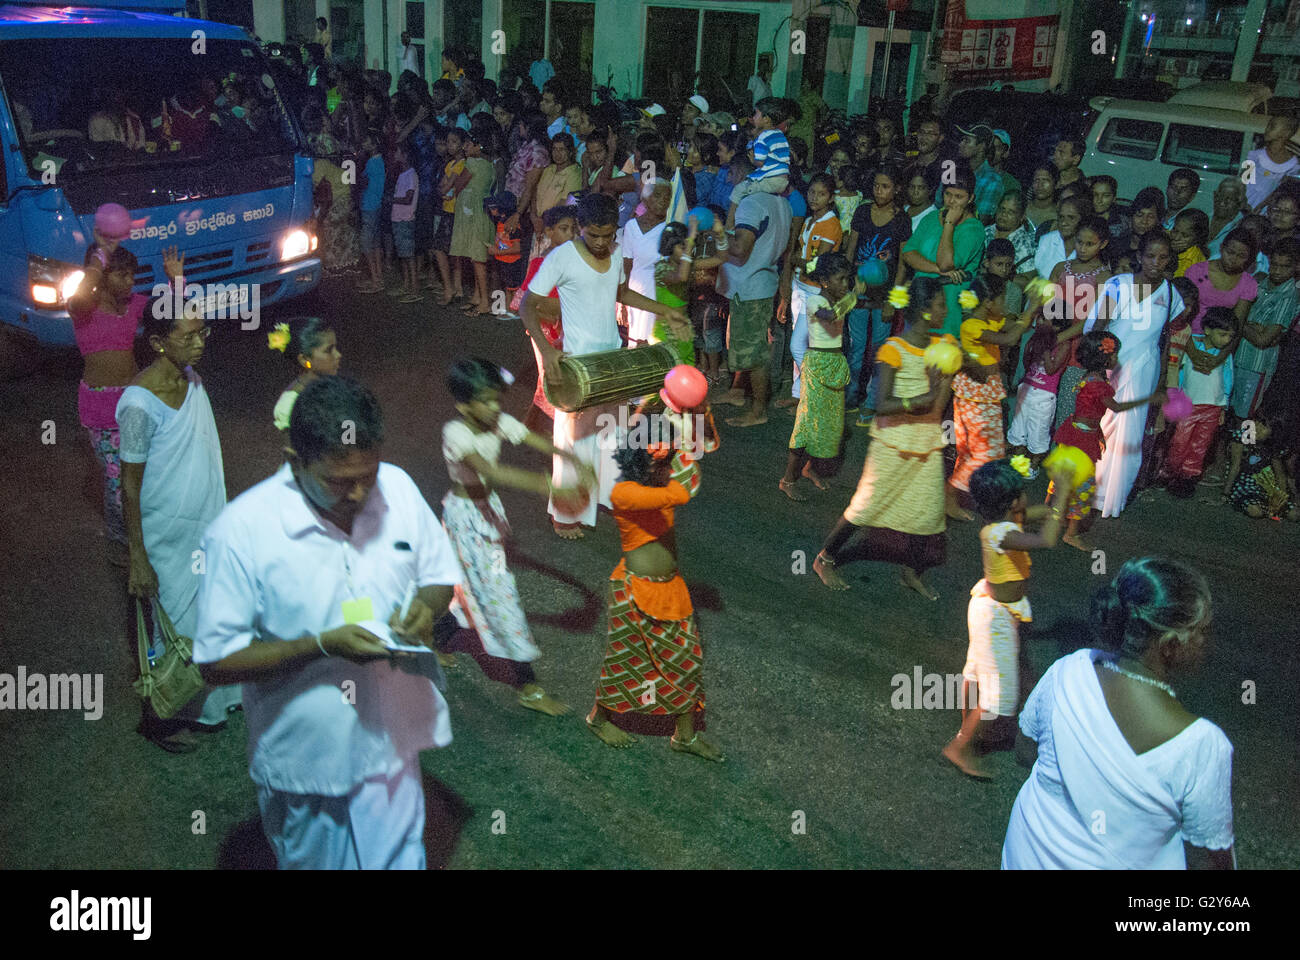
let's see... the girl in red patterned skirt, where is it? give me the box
[948,274,1031,521]
[587,402,723,762]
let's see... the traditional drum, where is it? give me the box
[544,343,678,412]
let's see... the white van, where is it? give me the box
[1083,82,1300,209]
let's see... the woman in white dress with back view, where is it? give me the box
[1003,556,1234,870]
[1084,233,1184,517]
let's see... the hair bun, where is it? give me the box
[1089,582,1127,652]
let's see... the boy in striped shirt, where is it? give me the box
[726,97,791,229]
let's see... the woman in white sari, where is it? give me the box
[1084,234,1184,517]
[1003,557,1234,869]
[120,298,241,752]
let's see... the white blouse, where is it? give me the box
[442,413,529,487]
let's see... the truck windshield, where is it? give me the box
[0,37,300,210]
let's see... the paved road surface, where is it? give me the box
[1,277,1295,868]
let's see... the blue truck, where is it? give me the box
[0,1,321,348]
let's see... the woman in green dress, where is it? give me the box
[902,163,986,339]
[451,128,498,316]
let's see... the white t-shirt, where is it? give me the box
[1245,146,1299,210]
[442,413,529,487]
[392,167,418,221]
[747,74,772,109]
[622,218,666,342]
[400,43,419,76]
[528,239,625,356]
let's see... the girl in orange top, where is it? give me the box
[943,458,1074,780]
[587,403,723,763]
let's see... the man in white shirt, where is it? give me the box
[399,31,420,77]
[521,193,689,538]
[194,376,461,870]
[1247,114,1299,212]
[747,54,773,112]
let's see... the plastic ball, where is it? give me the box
[94,202,132,240]
[857,258,889,287]
[687,206,714,232]
[923,339,963,375]
[661,364,709,412]
[1043,444,1095,488]
[1162,387,1194,422]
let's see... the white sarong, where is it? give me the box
[121,373,241,723]
[256,755,425,869]
[962,580,1032,718]
[550,403,620,527]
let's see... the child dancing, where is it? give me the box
[440,358,594,716]
[813,276,956,600]
[588,396,723,761]
[942,457,1074,780]
[1006,314,1072,476]
[1050,331,1169,549]
[948,274,1031,521]
[780,253,855,500]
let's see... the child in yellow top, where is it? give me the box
[947,273,1031,520]
[942,457,1074,780]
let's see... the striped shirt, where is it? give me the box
[1234,273,1300,374]
[748,129,790,182]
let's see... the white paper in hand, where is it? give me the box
[355,620,448,691]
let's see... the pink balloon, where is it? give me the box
[661,364,708,412]
[1163,387,1194,422]
[94,203,132,240]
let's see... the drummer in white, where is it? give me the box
[521,193,689,539]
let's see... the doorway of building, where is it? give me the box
[328,0,363,65]
[550,1,594,104]
[870,38,912,105]
[800,14,830,96]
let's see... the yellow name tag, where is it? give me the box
[341,597,375,624]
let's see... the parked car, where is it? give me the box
[1083,82,1300,206]
[941,88,1095,184]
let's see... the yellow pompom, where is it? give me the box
[887,285,910,309]
[1043,444,1094,489]
[1009,454,1033,478]
[959,289,979,310]
[923,339,963,375]
[267,322,291,353]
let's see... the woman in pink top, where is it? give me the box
[67,206,182,561]
[1182,229,1259,336]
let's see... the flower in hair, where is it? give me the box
[1009,455,1033,479]
[1099,336,1117,355]
[887,285,910,309]
[267,322,291,353]
[499,367,515,386]
[959,289,979,310]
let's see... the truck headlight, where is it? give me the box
[280,229,312,261]
[29,256,85,306]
